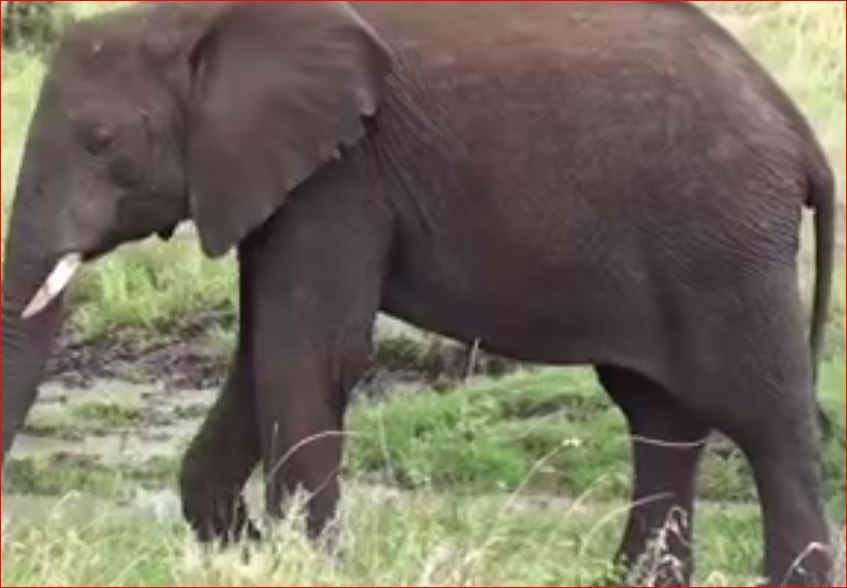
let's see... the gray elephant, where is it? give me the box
[1,2,836,585]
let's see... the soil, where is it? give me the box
[45,314,519,395]
[47,332,227,391]
[45,310,235,391]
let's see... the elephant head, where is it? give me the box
[1,2,391,460]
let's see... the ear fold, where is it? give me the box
[182,2,391,257]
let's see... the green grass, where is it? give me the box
[70,398,145,428]
[347,369,626,495]
[69,238,238,338]
[347,361,846,516]
[3,455,177,502]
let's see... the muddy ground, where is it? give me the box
[45,315,517,394]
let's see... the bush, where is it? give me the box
[1,2,69,54]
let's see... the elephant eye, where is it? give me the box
[83,124,115,156]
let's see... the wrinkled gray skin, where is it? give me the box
[1,2,836,585]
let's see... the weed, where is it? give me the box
[71,400,144,428]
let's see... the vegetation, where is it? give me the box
[1,2,845,586]
[347,362,846,515]
[3,360,844,586]
[1,2,69,53]
[2,489,774,587]
[4,455,175,501]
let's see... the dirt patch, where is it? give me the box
[47,334,227,391]
[46,309,233,390]
[47,315,519,394]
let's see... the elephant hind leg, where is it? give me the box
[689,358,830,583]
[667,280,832,586]
[690,374,832,586]
[597,366,710,586]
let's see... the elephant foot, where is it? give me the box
[182,489,261,546]
[314,516,344,558]
[765,549,834,587]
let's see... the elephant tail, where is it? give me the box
[807,163,835,382]
[807,162,838,441]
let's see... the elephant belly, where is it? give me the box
[381,241,661,369]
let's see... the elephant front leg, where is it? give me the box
[180,349,262,543]
[257,362,348,539]
[252,308,375,539]
[242,203,389,540]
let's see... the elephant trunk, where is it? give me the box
[1,182,68,464]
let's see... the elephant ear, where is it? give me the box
[186,2,391,257]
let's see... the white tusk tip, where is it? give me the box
[20,253,83,320]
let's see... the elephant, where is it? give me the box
[0,2,836,585]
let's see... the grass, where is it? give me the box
[2,488,770,587]
[346,359,847,518]
[4,455,177,502]
[70,398,144,428]
[20,390,146,440]
[69,237,238,338]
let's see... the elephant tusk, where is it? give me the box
[21,253,83,319]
